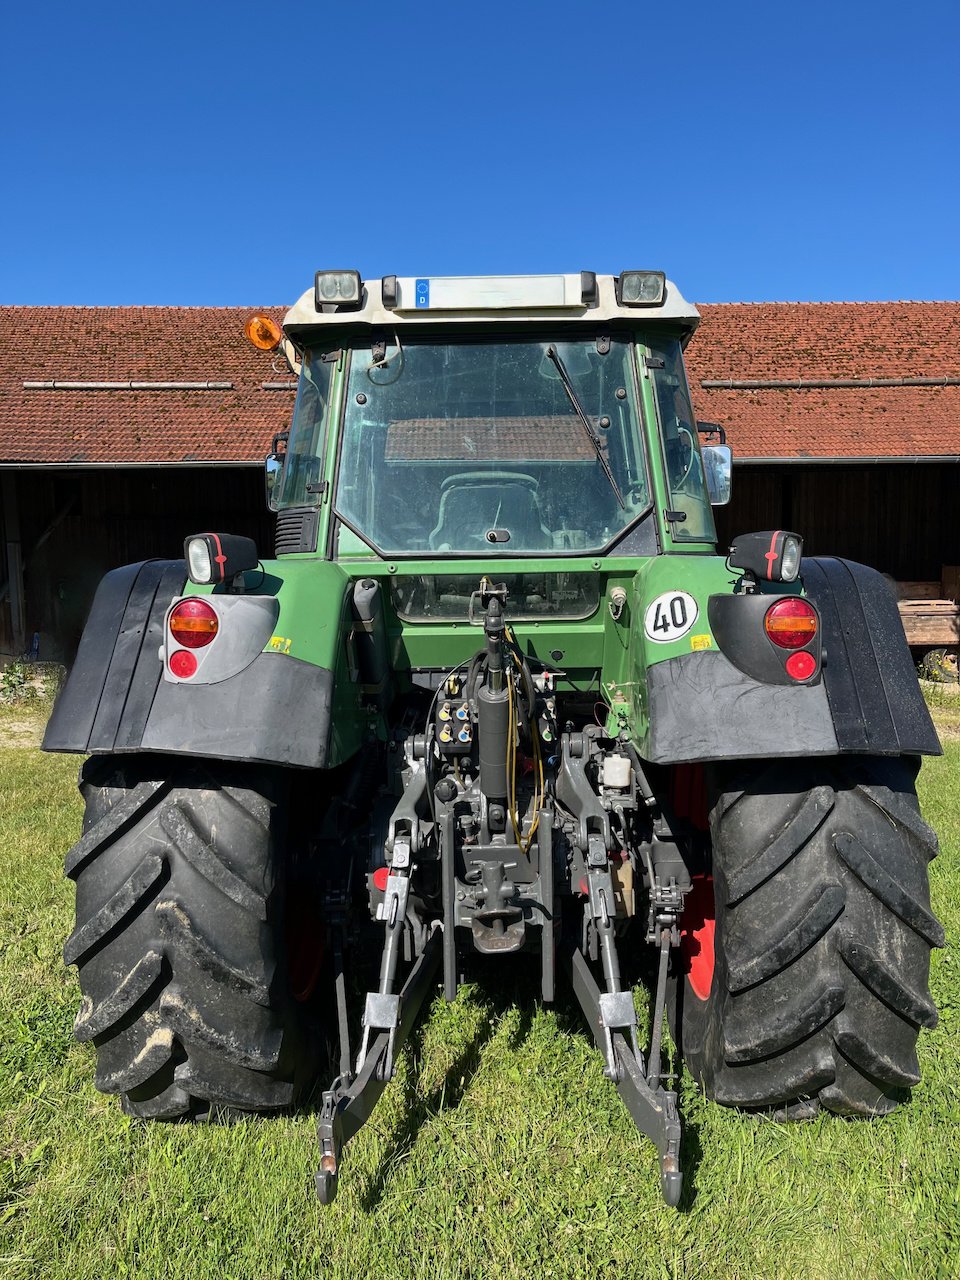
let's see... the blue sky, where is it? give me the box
[2,0,957,306]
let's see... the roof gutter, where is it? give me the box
[735,454,960,466]
[4,456,960,471]
[701,375,960,390]
[0,460,260,471]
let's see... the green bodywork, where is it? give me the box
[243,335,736,769]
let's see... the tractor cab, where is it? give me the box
[268,272,729,560]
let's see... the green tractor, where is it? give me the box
[45,270,944,1206]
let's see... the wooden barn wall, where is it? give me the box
[715,462,960,582]
[4,460,958,664]
[1,467,273,662]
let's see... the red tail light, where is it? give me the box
[169,599,219,649]
[764,598,818,650]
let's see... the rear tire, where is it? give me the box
[64,755,318,1119]
[679,756,943,1116]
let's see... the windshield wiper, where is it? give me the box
[544,346,625,509]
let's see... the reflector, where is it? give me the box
[169,649,198,678]
[785,650,817,680]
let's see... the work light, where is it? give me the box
[617,271,666,306]
[728,530,804,584]
[314,270,362,310]
[184,532,259,585]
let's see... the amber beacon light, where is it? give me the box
[244,314,282,350]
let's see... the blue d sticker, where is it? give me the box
[415,278,430,308]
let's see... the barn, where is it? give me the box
[2,299,958,662]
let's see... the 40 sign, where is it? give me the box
[643,591,699,643]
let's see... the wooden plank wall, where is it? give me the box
[715,462,960,582]
[4,459,959,663]
[2,468,273,661]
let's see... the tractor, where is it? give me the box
[44,271,943,1206]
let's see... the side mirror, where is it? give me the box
[265,452,283,510]
[702,443,733,506]
[264,432,288,511]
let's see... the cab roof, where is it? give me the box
[283,272,700,343]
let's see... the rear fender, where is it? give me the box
[638,556,939,764]
[43,559,356,769]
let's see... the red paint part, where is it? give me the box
[168,649,197,678]
[372,866,390,892]
[786,650,817,681]
[209,532,226,583]
[764,528,782,579]
[678,874,716,1001]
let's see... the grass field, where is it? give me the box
[1,701,958,1279]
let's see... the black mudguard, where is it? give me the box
[802,557,940,756]
[43,560,335,770]
[644,556,940,765]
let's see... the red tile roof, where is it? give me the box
[2,301,958,465]
[687,302,960,460]
[0,306,291,464]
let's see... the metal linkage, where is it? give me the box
[584,835,641,1076]
[315,927,442,1204]
[567,943,683,1208]
[568,834,685,1207]
[356,842,412,1080]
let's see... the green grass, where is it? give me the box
[1,700,958,1279]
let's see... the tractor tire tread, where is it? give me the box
[724,880,845,991]
[63,853,165,966]
[73,948,164,1042]
[723,979,845,1063]
[833,831,945,946]
[836,933,938,1028]
[64,757,311,1120]
[679,756,941,1118]
[158,804,268,919]
[725,785,835,904]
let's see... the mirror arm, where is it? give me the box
[696,420,726,445]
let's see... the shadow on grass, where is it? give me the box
[357,963,534,1210]
[301,939,703,1211]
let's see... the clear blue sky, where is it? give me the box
[2,0,957,306]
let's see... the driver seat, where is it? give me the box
[429,472,551,550]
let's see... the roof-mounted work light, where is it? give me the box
[314,270,362,310]
[617,270,666,306]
